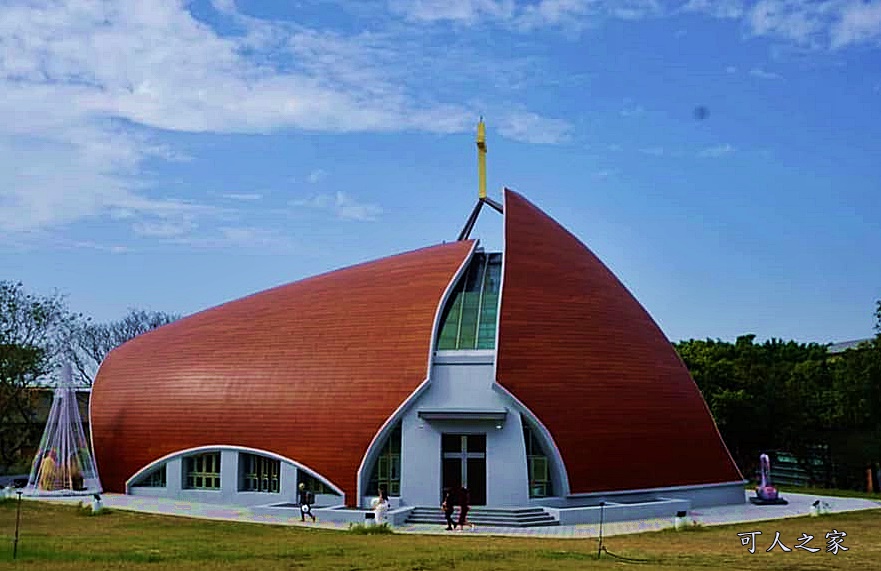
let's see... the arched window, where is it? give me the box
[523,418,553,498]
[297,469,341,496]
[132,464,166,487]
[367,422,402,496]
[437,252,502,350]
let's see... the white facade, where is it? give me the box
[398,350,531,507]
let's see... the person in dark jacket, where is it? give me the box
[298,482,316,522]
[456,486,471,531]
[441,487,456,530]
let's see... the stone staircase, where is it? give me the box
[405,506,559,527]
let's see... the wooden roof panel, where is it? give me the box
[90,241,474,503]
[496,189,742,493]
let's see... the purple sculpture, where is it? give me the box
[757,454,778,500]
[750,453,788,505]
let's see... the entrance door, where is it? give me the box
[441,434,487,505]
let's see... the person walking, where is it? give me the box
[456,486,472,531]
[441,487,456,530]
[298,482,316,522]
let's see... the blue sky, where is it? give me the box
[1,0,879,344]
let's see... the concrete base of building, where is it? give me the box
[249,481,747,527]
[251,503,416,527]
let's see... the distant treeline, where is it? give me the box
[674,301,881,490]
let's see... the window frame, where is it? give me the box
[132,464,167,488]
[436,252,502,351]
[298,469,341,496]
[240,453,280,493]
[523,419,553,498]
[368,422,402,497]
[184,452,222,490]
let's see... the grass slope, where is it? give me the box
[0,500,879,570]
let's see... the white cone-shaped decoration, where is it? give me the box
[23,363,102,496]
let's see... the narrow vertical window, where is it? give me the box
[368,422,402,496]
[523,418,553,498]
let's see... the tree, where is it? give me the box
[70,309,179,386]
[0,281,79,473]
[875,299,881,336]
[675,334,831,480]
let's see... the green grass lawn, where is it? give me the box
[1,499,879,570]
[773,485,881,501]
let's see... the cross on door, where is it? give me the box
[441,434,487,504]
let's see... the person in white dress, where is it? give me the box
[372,484,389,524]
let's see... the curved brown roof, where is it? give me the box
[90,241,474,502]
[496,189,742,493]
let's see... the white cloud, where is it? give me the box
[497,110,572,144]
[610,0,663,20]
[0,122,193,233]
[6,0,878,245]
[517,0,596,30]
[307,169,327,184]
[222,192,263,201]
[133,219,198,238]
[387,0,881,50]
[687,0,881,51]
[726,65,738,73]
[211,0,239,15]
[681,0,745,19]
[831,1,881,48]
[66,241,131,254]
[335,193,385,221]
[390,0,592,29]
[698,143,736,157]
[749,67,781,79]
[0,0,567,240]
[292,191,383,221]
[747,0,831,47]
[391,0,666,31]
[745,0,881,50]
[390,0,516,24]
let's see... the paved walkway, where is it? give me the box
[25,491,880,539]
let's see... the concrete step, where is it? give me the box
[406,509,557,519]
[406,519,560,528]
[406,517,558,526]
[407,516,557,522]
[405,506,559,527]
[408,506,548,515]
